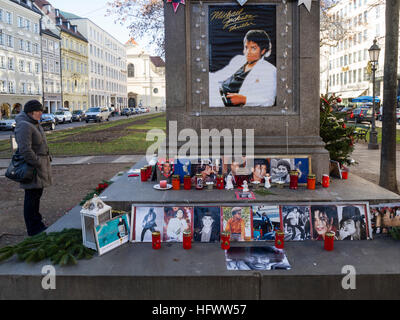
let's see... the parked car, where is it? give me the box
[85,107,111,123]
[109,107,116,116]
[40,114,57,131]
[121,108,132,116]
[135,107,140,114]
[396,108,400,124]
[72,110,86,122]
[130,108,137,115]
[139,107,147,113]
[54,110,73,124]
[352,107,374,124]
[0,115,16,131]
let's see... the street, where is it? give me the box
[0,111,160,141]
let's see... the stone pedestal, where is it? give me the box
[164,0,329,180]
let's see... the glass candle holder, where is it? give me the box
[342,170,348,180]
[146,165,153,180]
[275,231,285,249]
[216,175,224,190]
[172,175,180,190]
[184,175,192,190]
[322,175,330,188]
[183,230,192,250]
[307,174,316,190]
[140,168,148,182]
[152,231,161,250]
[324,232,335,251]
[196,174,204,190]
[221,232,231,250]
[289,171,299,190]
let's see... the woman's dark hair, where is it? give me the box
[244,30,272,57]
[311,206,338,238]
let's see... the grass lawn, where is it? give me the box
[0,113,166,158]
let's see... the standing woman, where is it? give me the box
[15,100,52,236]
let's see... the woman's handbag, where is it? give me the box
[5,151,36,183]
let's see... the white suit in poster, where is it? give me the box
[209,55,277,107]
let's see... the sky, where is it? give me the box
[47,0,132,46]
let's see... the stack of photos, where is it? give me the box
[370,204,400,235]
[130,203,372,243]
[225,247,291,271]
[95,214,130,256]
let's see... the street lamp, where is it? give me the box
[368,39,381,150]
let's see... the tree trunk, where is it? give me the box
[379,0,399,193]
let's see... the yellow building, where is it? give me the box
[59,19,89,110]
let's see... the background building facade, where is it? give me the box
[0,0,42,118]
[320,0,397,104]
[126,39,165,110]
[62,12,127,112]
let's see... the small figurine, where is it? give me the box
[242,181,249,193]
[226,175,234,190]
[264,174,271,189]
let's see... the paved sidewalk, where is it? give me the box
[0,155,145,176]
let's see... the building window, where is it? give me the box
[7,35,13,48]
[8,81,15,93]
[8,57,14,70]
[128,63,135,77]
[19,60,24,72]
[6,12,12,25]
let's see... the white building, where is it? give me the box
[320,0,392,104]
[126,39,165,110]
[60,11,127,112]
[0,0,42,118]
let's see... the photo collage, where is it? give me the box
[130,203,372,243]
[169,156,311,187]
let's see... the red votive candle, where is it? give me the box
[324,232,335,251]
[146,165,152,179]
[140,168,148,182]
[342,170,348,180]
[152,231,161,250]
[289,171,299,190]
[216,175,225,190]
[322,175,330,188]
[183,230,192,250]
[160,180,167,189]
[221,232,231,250]
[184,175,192,190]
[275,231,285,249]
[172,175,180,190]
[307,174,316,190]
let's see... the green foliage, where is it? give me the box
[0,229,95,266]
[320,94,355,166]
[253,189,276,197]
[80,180,113,206]
[389,227,400,240]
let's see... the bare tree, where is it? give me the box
[379,0,399,193]
[106,0,164,56]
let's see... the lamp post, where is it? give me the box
[368,39,381,150]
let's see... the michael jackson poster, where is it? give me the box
[209,4,277,108]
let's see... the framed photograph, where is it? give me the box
[370,203,400,235]
[163,207,194,242]
[94,214,130,256]
[193,207,221,243]
[310,205,339,241]
[221,206,253,242]
[131,206,164,242]
[208,4,277,108]
[225,246,291,271]
[281,206,312,241]
[269,156,311,185]
[252,205,281,241]
[235,191,256,200]
[336,205,369,240]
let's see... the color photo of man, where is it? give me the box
[222,207,252,242]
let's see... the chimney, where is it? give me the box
[73,25,77,33]
[55,9,60,17]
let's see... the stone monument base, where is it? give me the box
[1,159,400,300]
